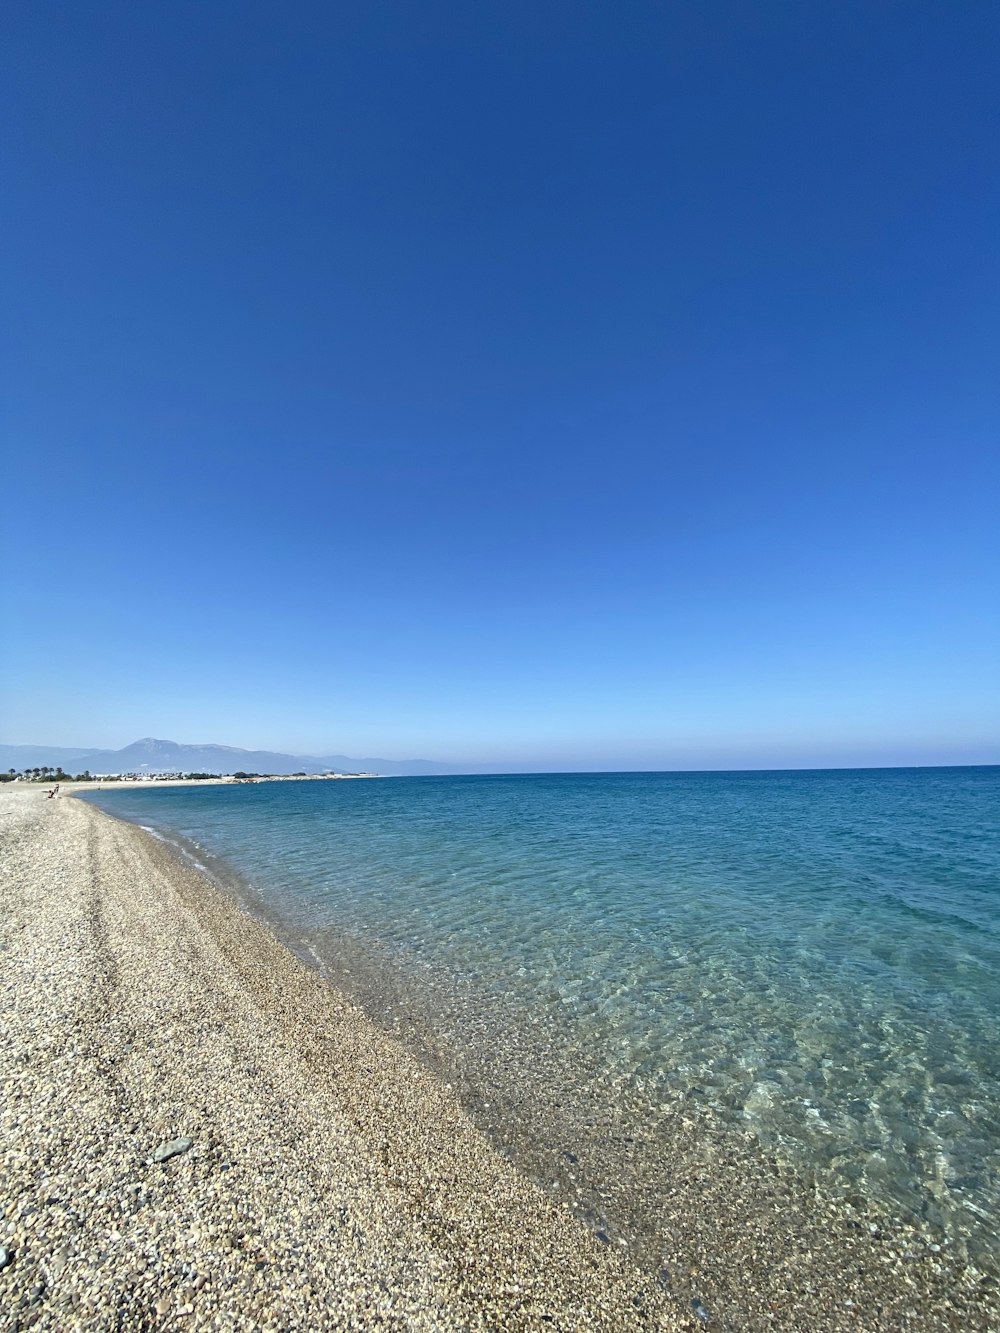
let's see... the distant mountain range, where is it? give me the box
[0,737,467,777]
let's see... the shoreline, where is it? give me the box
[2,784,683,1330]
[1,785,993,1329]
[12,774,381,791]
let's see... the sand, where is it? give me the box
[1,784,995,1330]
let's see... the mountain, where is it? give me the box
[0,744,98,769]
[0,737,466,777]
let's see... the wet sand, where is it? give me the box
[1,785,993,1330]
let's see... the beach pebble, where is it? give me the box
[0,1246,12,1271]
[691,1298,711,1323]
[152,1137,194,1163]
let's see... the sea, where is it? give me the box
[85,767,1000,1271]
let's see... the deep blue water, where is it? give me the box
[86,767,1000,1262]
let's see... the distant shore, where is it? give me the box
[1,784,993,1330]
[10,773,381,792]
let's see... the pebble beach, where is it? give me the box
[1,784,994,1330]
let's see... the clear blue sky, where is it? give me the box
[3,1,998,769]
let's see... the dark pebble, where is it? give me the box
[562,1151,578,1164]
[656,1266,671,1288]
[21,1283,45,1309]
[595,1230,611,1245]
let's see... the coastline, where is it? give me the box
[1,785,993,1330]
[43,774,380,789]
[2,784,680,1331]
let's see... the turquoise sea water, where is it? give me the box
[87,768,1000,1266]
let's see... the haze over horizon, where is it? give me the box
[1,735,1000,778]
[4,1,998,770]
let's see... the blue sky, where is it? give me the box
[3,0,998,768]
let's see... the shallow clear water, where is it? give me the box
[87,768,1000,1264]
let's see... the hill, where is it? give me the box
[0,737,464,777]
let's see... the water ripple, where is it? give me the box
[89,767,1000,1265]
